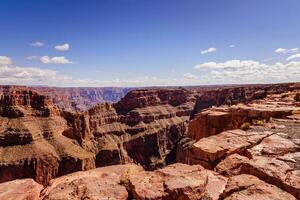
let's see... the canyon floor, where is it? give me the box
[0,83,299,200]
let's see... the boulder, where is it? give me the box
[0,179,43,200]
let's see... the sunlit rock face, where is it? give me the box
[0,82,299,199]
[177,89,300,199]
[1,163,296,200]
[0,87,198,185]
[0,86,95,186]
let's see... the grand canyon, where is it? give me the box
[0,83,299,199]
[1,1,300,199]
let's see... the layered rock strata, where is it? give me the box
[0,83,299,192]
[0,87,95,186]
[0,87,197,186]
[178,91,300,199]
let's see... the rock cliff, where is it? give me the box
[0,83,299,199]
[1,163,296,200]
[177,90,300,199]
[33,86,132,112]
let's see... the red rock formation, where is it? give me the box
[33,86,131,112]
[0,86,95,186]
[84,88,197,169]
[41,164,142,200]
[188,91,300,140]
[0,82,299,194]
[0,87,197,185]
[1,163,296,200]
[190,83,299,118]
[177,90,300,198]
[0,179,43,200]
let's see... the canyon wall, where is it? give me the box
[0,83,299,189]
[0,86,198,185]
[33,86,132,112]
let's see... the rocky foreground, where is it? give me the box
[0,83,299,199]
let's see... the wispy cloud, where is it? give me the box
[0,56,13,65]
[54,43,70,51]
[201,47,217,55]
[194,59,300,84]
[286,53,300,61]
[229,45,235,48]
[30,41,45,47]
[274,47,298,54]
[0,57,72,86]
[40,56,72,64]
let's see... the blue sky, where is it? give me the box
[0,0,300,87]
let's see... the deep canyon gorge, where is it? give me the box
[0,83,300,200]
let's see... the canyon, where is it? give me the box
[0,82,299,199]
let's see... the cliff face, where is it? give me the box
[0,87,198,185]
[0,86,95,186]
[0,82,299,192]
[69,88,198,170]
[190,83,296,118]
[33,86,132,112]
[177,90,300,199]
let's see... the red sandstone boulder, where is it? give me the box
[125,163,227,200]
[221,174,296,200]
[178,130,272,168]
[215,153,249,176]
[246,134,299,157]
[41,164,142,200]
[0,179,43,200]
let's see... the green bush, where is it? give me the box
[240,122,251,131]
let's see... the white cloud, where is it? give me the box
[183,73,197,79]
[40,56,72,64]
[201,47,217,55]
[54,43,70,51]
[30,41,44,47]
[274,47,298,54]
[229,45,235,48]
[26,56,38,60]
[286,53,300,61]
[0,56,13,65]
[195,60,266,69]
[0,65,72,86]
[194,59,300,84]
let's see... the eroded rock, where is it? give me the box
[0,179,43,200]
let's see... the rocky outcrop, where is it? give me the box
[188,91,300,140]
[220,174,296,200]
[0,179,43,200]
[1,163,296,200]
[177,90,300,198]
[0,87,95,186]
[0,83,299,192]
[85,88,197,170]
[0,86,58,118]
[0,87,197,185]
[41,164,143,200]
[190,83,299,118]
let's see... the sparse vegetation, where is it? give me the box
[253,119,266,126]
[294,93,300,102]
[240,122,251,131]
